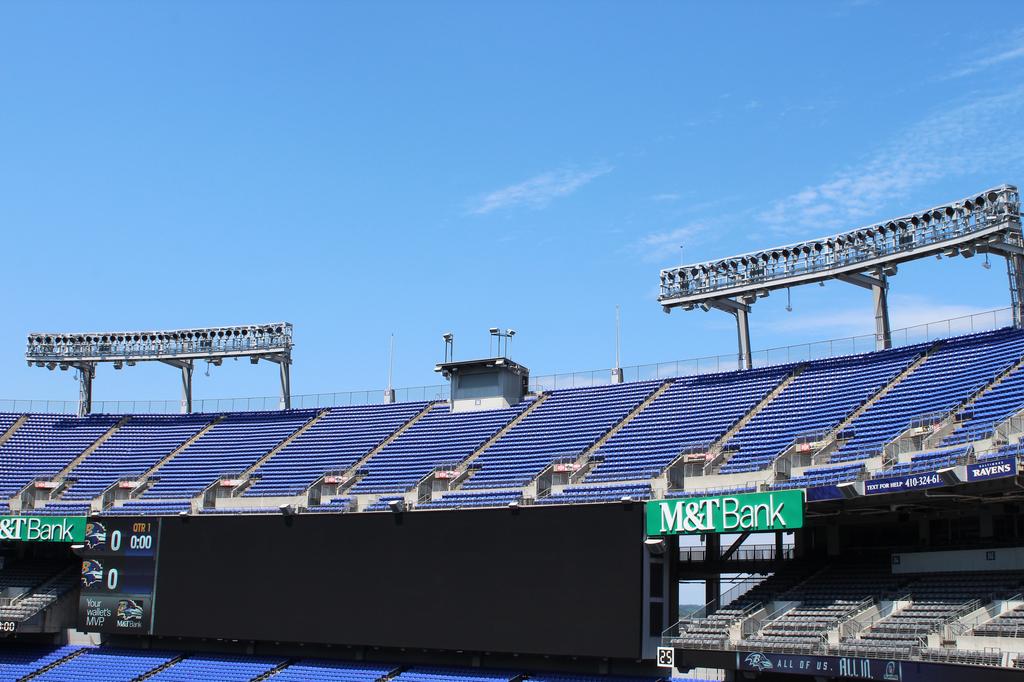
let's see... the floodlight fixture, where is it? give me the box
[658,184,1023,363]
[26,322,294,416]
[487,326,518,358]
[442,332,454,363]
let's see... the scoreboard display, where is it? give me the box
[76,518,160,634]
[74,506,646,658]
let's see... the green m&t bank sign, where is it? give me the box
[0,516,86,542]
[646,490,804,536]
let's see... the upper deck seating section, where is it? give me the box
[772,463,864,490]
[350,402,529,494]
[243,401,430,497]
[0,413,21,439]
[461,381,661,490]
[942,365,1024,445]
[61,413,214,500]
[873,446,970,478]
[721,346,924,474]
[830,328,1024,463]
[586,367,791,483]
[0,413,119,498]
[141,409,317,499]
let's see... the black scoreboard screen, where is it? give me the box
[77,518,160,634]
[151,504,645,658]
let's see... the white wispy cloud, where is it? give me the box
[946,28,1024,79]
[760,86,1024,237]
[633,82,1023,264]
[468,163,612,215]
[632,222,714,263]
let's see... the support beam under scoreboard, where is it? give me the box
[704,534,722,611]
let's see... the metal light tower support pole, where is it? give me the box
[278,358,291,410]
[160,359,194,413]
[611,305,624,383]
[990,226,1024,328]
[1007,253,1024,328]
[384,334,396,404]
[735,306,752,369]
[707,298,752,370]
[837,268,893,351]
[873,277,893,350]
[77,363,95,417]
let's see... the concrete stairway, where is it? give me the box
[702,363,808,474]
[810,341,944,465]
[449,394,551,489]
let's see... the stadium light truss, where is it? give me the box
[658,184,1023,369]
[25,323,294,416]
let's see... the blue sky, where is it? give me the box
[1,1,1023,405]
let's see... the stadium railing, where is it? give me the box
[1,306,1013,414]
[531,307,1014,390]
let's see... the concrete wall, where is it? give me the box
[892,546,1024,574]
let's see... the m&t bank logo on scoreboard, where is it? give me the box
[646,490,804,536]
[0,516,86,543]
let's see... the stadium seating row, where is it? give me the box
[2,327,1023,515]
[670,556,1024,666]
